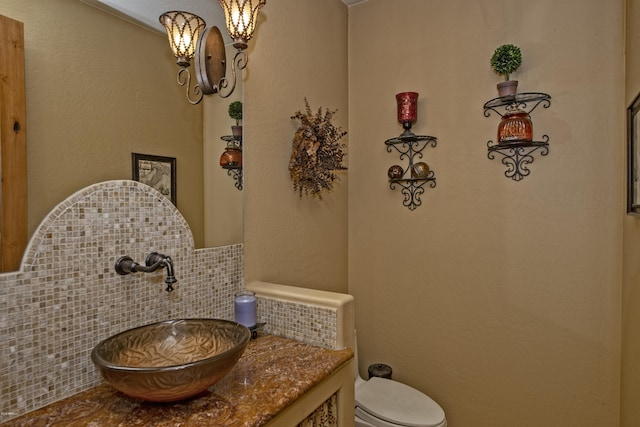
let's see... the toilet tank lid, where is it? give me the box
[355,377,445,427]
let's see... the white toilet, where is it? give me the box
[354,333,447,427]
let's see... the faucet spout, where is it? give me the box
[115,252,178,292]
[148,253,177,292]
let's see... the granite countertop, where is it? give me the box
[2,334,353,427]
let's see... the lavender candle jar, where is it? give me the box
[234,290,256,328]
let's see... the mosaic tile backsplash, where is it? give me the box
[0,180,340,423]
[258,299,338,349]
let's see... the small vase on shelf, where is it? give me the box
[220,147,242,168]
[497,104,533,144]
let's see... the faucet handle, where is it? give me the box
[145,252,164,266]
[115,256,136,275]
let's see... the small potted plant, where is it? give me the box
[490,44,522,97]
[228,100,243,138]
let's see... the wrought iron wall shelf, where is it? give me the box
[385,133,437,210]
[483,92,551,181]
[220,135,243,190]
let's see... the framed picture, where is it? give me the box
[132,153,176,205]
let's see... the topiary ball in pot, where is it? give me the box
[490,44,522,97]
[228,101,243,138]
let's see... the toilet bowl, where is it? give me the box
[354,333,447,427]
[355,376,447,427]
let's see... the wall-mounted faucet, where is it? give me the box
[115,252,177,292]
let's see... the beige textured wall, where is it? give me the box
[348,1,622,426]
[0,0,204,248]
[623,1,640,426]
[244,0,348,292]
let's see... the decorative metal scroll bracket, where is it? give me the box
[385,133,438,210]
[223,166,243,190]
[389,176,437,210]
[483,92,551,118]
[487,137,549,181]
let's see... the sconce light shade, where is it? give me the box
[218,0,266,50]
[159,11,206,66]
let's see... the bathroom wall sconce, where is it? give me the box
[159,0,266,104]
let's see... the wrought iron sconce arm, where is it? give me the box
[177,67,202,105]
[216,50,248,99]
[177,46,247,105]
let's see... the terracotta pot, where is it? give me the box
[220,147,242,168]
[497,80,518,97]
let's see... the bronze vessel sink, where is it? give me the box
[91,318,251,402]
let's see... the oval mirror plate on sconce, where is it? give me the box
[195,26,226,95]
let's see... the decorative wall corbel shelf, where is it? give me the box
[220,135,243,190]
[385,133,437,210]
[483,92,551,181]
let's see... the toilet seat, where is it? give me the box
[355,377,446,427]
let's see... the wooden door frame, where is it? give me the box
[0,14,27,272]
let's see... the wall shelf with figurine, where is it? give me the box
[219,135,243,190]
[483,92,551,182]
[386,92,438,211]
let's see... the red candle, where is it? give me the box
[396,92,419,124]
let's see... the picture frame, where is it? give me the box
[132,153,177,206]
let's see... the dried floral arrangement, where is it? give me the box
[289,99,347,198]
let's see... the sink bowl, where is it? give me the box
[91,318,251,402]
